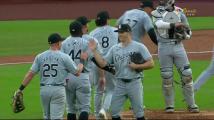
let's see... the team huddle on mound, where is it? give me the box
[13,0,204,120]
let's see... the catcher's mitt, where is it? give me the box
[174,25,191,40]
[12,90,25,113]
[130,52,145,72]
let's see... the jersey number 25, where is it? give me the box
[43,64,58,77]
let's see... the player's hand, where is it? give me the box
[76,64,84,76]
[128,62,138,70]
[88,39,97,52]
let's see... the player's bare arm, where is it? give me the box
[89,40,107,68]
[74,63,84,76]
[129,58,154,70]
[19,70,36,91]
[98,68,106,91]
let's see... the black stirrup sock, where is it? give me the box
[137,116,145,120]
[112,116,121,120]
[67,113,76,120]
[79,111,89,120]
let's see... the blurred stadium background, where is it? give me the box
[0,0,214,119]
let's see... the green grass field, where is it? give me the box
[0,17,214,57]
[0,17,214,119]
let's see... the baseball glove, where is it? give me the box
[130,52,145,72]
[12,90,25,113]
[174,25,190,40]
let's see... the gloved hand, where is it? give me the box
[12,90,25,113]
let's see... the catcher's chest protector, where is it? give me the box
[162,11,181,23]
[155,7,183,39]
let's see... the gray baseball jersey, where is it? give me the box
[31,50,78,85]
[105,41,152,79]
[152,6,198,109]
[90,25,118,56]
[105,40,152,118]
[31,50,78,119]
[90,25,118,117]
[117,9,154,43]
[61,36,101,114]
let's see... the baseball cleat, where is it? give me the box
[99,108,107,119]
[165,107,174,113]
[188,106,200,113]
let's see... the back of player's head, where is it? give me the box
[76,16,90,26]
[95,11,110,26]
[140,0,154,9]
[48,33,64,44]
[69,21,83,37]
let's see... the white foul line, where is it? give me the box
[0,62,32,66]
[151,50,214,56]
[0,51,213,66]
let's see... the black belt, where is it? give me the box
[40,83,65,87]
[120,77,141,83]
[162,41,180,45]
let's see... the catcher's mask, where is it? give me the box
[159,0,175,10]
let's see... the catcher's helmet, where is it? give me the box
[159,0,175,10]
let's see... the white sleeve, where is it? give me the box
[155,20,171,29]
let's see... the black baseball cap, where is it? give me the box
[114,24,132,33]
[140,0,154,9]
[76,16,90,26]
[69,21,83,35]
[95,11,110,26]
[96,11,110,21]
[48,33,64,44]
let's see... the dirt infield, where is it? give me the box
[114,110,214,120]
[87,110,214,120]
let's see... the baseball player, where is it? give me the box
[117,0,157,45]
[75,16,103,87]
[151,0,199,113]
[194,46,214,91]
[88,24,154,120]
[16,33,83,119]
[61,21,102,120]
[89,11,118,119]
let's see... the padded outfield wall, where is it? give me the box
[0,0,213,20]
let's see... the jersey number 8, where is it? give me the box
[102,36,109,48]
